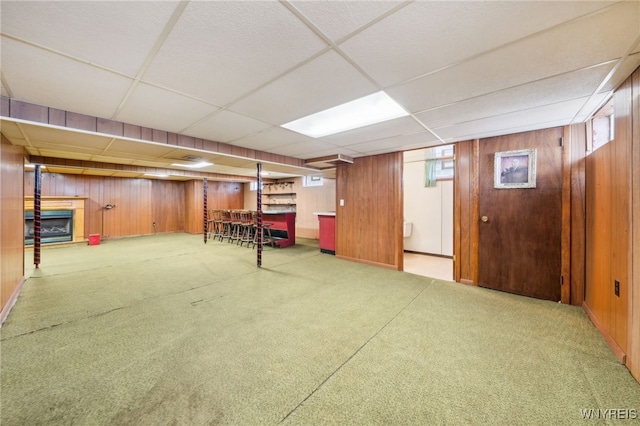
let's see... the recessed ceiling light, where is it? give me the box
[25,164,46,169]
[281,91,409,138]
[171,161,213,169]
[144,173,169,178]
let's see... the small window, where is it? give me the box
[303,175,323,187]
[590,98,614,152]
[249,181,263,191]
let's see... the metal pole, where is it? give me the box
[257,163,262,267]
[203,178,208,244]
[34,165,42,268]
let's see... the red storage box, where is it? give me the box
[88,234,100,245]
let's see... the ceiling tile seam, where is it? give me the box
[384,1,627,91]
[332,0,415,46]
[0,33,137,81]
[429,95,592,132]
[408,114,447,144]
[112,0,190,121]
[442,118,572,143]
[280,0,382,90]
[99,138,118,156]
[336,128,434,150]
[180,45,334,135]
[1,73,14,98]
[570,32,640,124]
[15,122,34,148]
[411,59,620,117]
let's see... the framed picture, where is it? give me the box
[494,148,537,189]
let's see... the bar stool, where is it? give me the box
[238,211,254,247]
[252,212,275,248]
[229,210,243,243]
[211,209,224,240]
[220,210,232,242]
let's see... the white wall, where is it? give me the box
[403,159,453,256]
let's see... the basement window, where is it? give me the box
[590,98,614,153]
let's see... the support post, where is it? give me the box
[34,165,42,268]
[203,178,208,244]
[257,163,263,267]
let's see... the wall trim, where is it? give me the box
[583,301,626,364]
[336,255,399,271]
[0,277,26,327]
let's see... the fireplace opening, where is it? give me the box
[25,210,73,245]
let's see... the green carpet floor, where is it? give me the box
[1,233,639,425]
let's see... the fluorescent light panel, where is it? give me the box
[281,91,409,138]
[171,161,212,169]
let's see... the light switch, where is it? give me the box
[339,199,344,206]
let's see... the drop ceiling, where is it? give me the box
[1,1,639,180]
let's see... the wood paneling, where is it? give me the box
[1,135,26,324]
[584,66,637,370]
[629,66,640,383]
[184,180,243,234]
[568,124,587,306]
[453,140,477,284]
[335,153,403,270]
[293,177,336,239]
[24,173,185,238]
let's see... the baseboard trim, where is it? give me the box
[403,250,453,259]
[459,279,475,286]
[582,301,626,364]
[336,255,399,271]
[0,276,26,327]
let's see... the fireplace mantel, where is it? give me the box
[24,196,87,243]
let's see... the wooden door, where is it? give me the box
[478,128,563,301]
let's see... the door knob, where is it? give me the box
[481,215,489,222]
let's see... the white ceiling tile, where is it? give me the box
[114,83,219,133]
[1,1,180,76]
[340,1,614,87]
[433,97,590,142]
[346,131,439,155]
[572,92,611,123]
[231,127,317,151]
[1,39,132,119]
[230,50,378,125]
[267,140,338,157]
[319,116,425,147]
[184,110,273,143]
[289,0,405,42]
[142,1,328,106]
[413,62,615,129]
[602,52,640,92]
[388,1,640,113]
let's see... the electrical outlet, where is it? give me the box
[614,280,620,297]
[152,222,156,227]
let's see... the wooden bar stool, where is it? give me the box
[229,210,243,243]
[220,210,232,242]
[238,211,254,247]
[211,209,224,240]
[252,212,275,248]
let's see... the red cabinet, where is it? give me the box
[316,212,336,255]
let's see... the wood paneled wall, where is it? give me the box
[630,66,640,384]
[584,65,639,382]
[1,135,26,324]
[291,177,336,239]
[567,124,587,305]
[454,140,478,285]
[185,180,243,234]
[335,153,403,269]
[24,173,186,238]
[454,127,583,304]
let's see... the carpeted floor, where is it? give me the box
[1,233,639,425]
